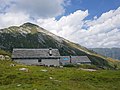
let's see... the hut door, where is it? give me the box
[38,59,41,62]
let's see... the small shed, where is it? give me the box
[71,56,91,65]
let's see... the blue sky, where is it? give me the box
[63,0,120,19]
[0,0,120,48]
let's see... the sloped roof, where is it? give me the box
[12,48,60,58]
[71,56,91,63]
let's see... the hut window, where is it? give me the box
[38,59,41,62]
[63,58,69,60]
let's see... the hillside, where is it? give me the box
[0,59,120,90]
[90,48,120,60]
[0,22,120,68]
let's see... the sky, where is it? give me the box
[0,0,120,48]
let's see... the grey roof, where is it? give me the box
[71,56,91,63]
[12,48,60,59]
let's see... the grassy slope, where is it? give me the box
[0,60,120,90]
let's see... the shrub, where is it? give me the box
[78,64,97,69]
[63,64,75,67]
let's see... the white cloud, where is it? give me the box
[0,12,30,28]
[36,7,120,48]
[37,10,88,39]
[0,0,68,18]
[0,0,68,28]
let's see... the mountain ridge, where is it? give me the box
[90,48,120,60]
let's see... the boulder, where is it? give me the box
[0,55,5,60]
[5,55,11,60]
[19,68,29,72]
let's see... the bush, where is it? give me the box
[6,75,17,79]
[78,64,97,69]
[63,64,98,69]
[63,64,75,67]
[0,49,11,56]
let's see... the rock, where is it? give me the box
[34,89,37,90]
[41,69,47,72]
[80,68,97,72]
[5,55,11,60]
[19,68,29,72]
[10,63,15,67]
[49,77,53,80]
[60,66,63,68]
[17,84,21,87]
[0,55,5,60]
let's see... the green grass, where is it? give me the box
[0,60,120,90]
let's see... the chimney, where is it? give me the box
[49,48,52,56]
